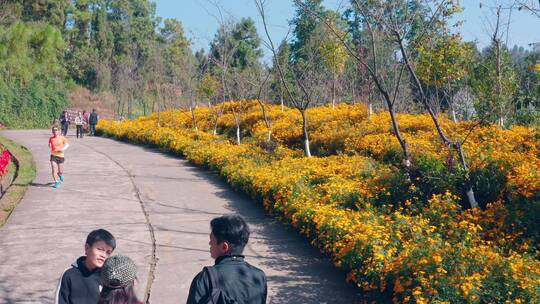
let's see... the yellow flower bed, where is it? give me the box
[98,106,540,303]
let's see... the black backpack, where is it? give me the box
[197,266,237,304]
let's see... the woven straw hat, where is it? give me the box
[101,255,137,288]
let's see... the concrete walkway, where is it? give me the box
[0,130,361,304]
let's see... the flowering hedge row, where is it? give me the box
[98,111,540,303]
[159,102,539,200]
[154,102,540,250]
[155,103,538,169]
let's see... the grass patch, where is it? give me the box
[0,134,36,227]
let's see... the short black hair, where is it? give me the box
[86,229,116,250]
[210,215,250,255]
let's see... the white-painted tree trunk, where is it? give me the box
[304,139,312,157]
[300,110,312,157]
[280,84,284,112]
[332,74,336,110]
[466,188,478,209]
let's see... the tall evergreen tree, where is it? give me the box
[230,17,263,70]
[290,0,324,63]
[21,0,70,28]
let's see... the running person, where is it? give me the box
[48,125,70,188]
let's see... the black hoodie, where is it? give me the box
[55,256,102,304]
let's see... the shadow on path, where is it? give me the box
[127,143,363,303]
[29,182,54,188]
[0,278,52,304]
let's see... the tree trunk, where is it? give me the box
[434,85,440,114]
[456,141,478,208]
[232,104,242,145]
[451,106,457,123]
[388,106,410,166]
[280,83,284,112]
[332,73,336,110]
[494,7,504,129]
[300,109,312,157]
[448,83,457,123]
[397,34,478,207]
[212,103,225,135]
[157,106,161,127]
[143,99,147,116]
[156,88,161,127]
[397,36,452,145]
[257,100,272,143]
[128,92,133,119]
[466,188,478,209]
[189,86,198,132]
[368,81,373,118]
[189,105,198,132]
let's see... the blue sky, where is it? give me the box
[154,0,540,60]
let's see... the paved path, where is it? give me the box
[0,130,361,304]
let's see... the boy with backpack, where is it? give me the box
[186,215,267,304]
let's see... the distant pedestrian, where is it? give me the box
[82,110,89,133]
[186,214,267,304]
[48,125,69,188]
[59,110,70,136]
[98,255,142,304]
[55,229,116,304]
[89,109,99,136]
[75,111,84,138]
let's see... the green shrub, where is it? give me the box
[0,77,68,128]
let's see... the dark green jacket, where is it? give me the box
[89,112,98,125]
[186,255,267,304]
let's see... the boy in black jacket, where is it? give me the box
[55,229,116,304]
[187,215,267,304]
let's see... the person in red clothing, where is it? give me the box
[82,110,89,133]
[48,125,70,188]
